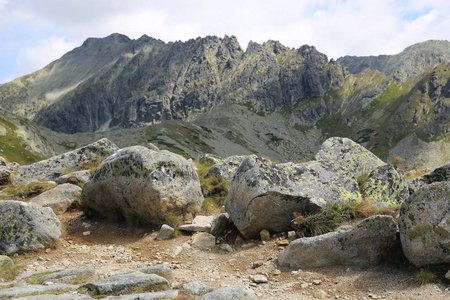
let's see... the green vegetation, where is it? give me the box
[0,116,46,164]
[0,180,57,200]
[291,200,400,237]
[412,269,436,285]
[0,262,21,281]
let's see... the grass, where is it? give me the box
[0,262,22,281]
[291,200,400,237]
[80,154,107,173]
[1,180,57,200]
[412,269,436,285]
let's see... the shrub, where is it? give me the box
[412,269,436,285]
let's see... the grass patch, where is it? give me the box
[0,263,22,281]
[1,180,56,200]
[412,269,436,285]
[80,154,107,173]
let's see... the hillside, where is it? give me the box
[0,35,449,168]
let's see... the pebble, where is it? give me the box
[82,231,91,236]
[253,275,268,283]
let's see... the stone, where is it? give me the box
[225,154,361,238]
[198,153,222,165]
[193,215,214,225]
[210,213,232,236]
[156,224,175,241]
[81,146,203,224]
[146,143,160,151]
[138,264,172,278]
[408,160,450,194]
[179,224,211,232]
[55,170,91,185]
[13,138,119,185]
[314,289,328,299]
[0,284,78,298]
[220,243,233,252]
[182,281,213,295]
[260,229,271,241]
[83,271,169,295]
[0,156,6,166]
[205,155,253,182]
[315,137,385,177]
[445,270,450,280]
[103,290,179,299]
[197,286,257,300]
[362,164,409,204]
[253,274,268,283]
[191,232,216,250]
[0,255,13,267]
[38,267,95,282]
[30,183,82,215]
[170,246,183,258]
[278,215,398,268]
[288,231,296,240]
[398,181,450,267]
[0,201,61,254]
[0,167,12,185]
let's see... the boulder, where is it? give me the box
[398,182,450,267]
[0,167,12,185]
[0,201,61,254]
[30,183,82,215]
[179,215,214,232]
[191,232,216,250]
[81,146,203,224]
[156,224,175,241]
[13,138,119,185]
[205,155,252,182]
[362,164,409,204]
[197,286,257,300]
[210,213,232,236]
[83,271,168,295]
[408,160,450,194]
[316,137,385,177]
[224,155,361,239]
[278,215,398,268]
[55,170,91,185]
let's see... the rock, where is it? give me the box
[0,255,13,267]
[0,284,79,298]
[146,143,160,151]
[101,290,179,299]
[55,170,91,185]
[278,215,398,268]
[156,224,175,241]
[314,289,328,299]
[398,182,450,267]
[0,156,6,166]
[198,153,222,165]
[170,246,183,258]
[362,164,409,204]
[198,286,257,300]
[220,243,233,252]
[38,267,95,282]
[260,229,271,241]
[210,213,232,236]
[182,281,213,295]
[81,146,203,224]
[138,264,172,278]
[288,231,296,240]
[252,274,268,283]
[84,271,169,295]
[315,137,386,177]
[191,232,216,250]
[225,155,361,238]
[445,270,450,280]
[13,138,119,185]
[0,167,12,185]
[179,216,213,232]
[30,183,82,215]
[408,160,450,194]
[11,294,93,300]
[0,201,61,254]
[205,155,253,182]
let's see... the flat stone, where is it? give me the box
[253,275,268,283]
[179,224,211,232]
[182,281,213,295]
[156,224,174,241]
[191,232,216,250]
[193,215,214,225]
[102,290,179,299]
[197,286,257,300]
[0,284,78,298]
[39,267,95,282]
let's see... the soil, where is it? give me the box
[11,209,450,300]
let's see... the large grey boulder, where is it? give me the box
[224,155,361,238]
[84,271,169,295]
[198,286,257,300]
[278,215,398,268]
[408,160,450,194]
[316,137,385,177]
[14,138,119,185]
[398,182,450,267]
[81,146,203,224]
[205,155,252,182]
[30,183,82,215]
[0,200,61,254]
[362,164,409,204]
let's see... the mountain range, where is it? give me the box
[0,34,449,168]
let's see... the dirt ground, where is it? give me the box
[11,209,450,300]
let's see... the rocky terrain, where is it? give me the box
[0,35,448,168]
[0,138,449,299]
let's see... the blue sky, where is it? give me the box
[1,0,449,83]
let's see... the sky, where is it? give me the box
[1,0,449,83]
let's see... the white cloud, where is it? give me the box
[11,35,77,79]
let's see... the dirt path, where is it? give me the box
[11,210,450,299]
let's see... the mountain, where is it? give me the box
[0,35,449,168]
